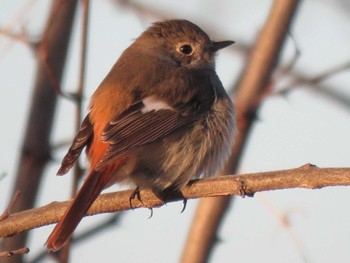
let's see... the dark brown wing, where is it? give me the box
[96,101,195,170]
[57,115,93,175]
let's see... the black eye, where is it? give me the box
[179,44,193,55]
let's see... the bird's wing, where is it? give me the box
[96,98,196,170]
[57,115,93,175]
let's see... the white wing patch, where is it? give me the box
[141,96,175,113]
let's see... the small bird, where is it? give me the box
[46,19,235,251]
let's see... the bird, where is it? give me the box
[46,19,236,251]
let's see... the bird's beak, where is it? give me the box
[211,40,235,52]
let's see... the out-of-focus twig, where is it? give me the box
[275,32,301,77]
[277,59,350,94]
[258,194,308,262]
[0,1,79,262]
[274,59,350,112]
[114,0,247,54]
[0,30,37,50]
[0,0,38,58]
[53,1,90,262]
[30,214,122,263]
[0,191,21,222]
[0,247,29,257]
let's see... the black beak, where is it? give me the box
[211,40,235,52]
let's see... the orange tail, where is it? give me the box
[46,164,120,251]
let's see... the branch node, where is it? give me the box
[300,163,318,169]
[237,178,254,198]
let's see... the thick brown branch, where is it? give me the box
[1,1,78,258]
[0,165,349,239]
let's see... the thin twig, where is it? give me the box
[37,40,74,101]
[276,59,350,95]
[0,164,350,239]
[0,247,29,257]
[30,214,122,263]
[258,194,308,262]
[115,0,247,53]
[0,191,21,221]
[275,32,301,78]
[54,1,91,261]
[0,29,36,48]
[0,0,79,258]
[72,0,90,195]
[0,0,38,57]
[0,0,37,31]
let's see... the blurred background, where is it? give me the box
[0,0,350,262]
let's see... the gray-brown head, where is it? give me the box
[135,19,234,69]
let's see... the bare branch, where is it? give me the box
[30,214,122,263]
[0,0,39,55]
[277,59,350,95]
[275,32,301,78]
[0,1,79,258]
[0,165,349,239]
[0,191,21,222]
[0,29,37,49]
[0,247,29,257]
[55,1,91,260]
[258,194,308,261]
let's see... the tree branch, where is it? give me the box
[0,1,78,259]
[0,247,29,258]
[0,164,349,239]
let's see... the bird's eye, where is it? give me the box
[178,44,193,56]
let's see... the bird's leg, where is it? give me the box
[129,186,153,217]
[155,186,187,213]
[129,186,141,208]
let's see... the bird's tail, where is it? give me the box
[46,164,119,251]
